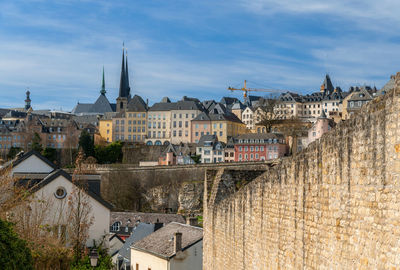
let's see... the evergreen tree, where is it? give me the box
[78,130,94,157]
[31,132,43,152]
[0,219,33,270]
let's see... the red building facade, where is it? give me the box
[234,133,288,162]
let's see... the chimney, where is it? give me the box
[174,232,182,253]
[186,217,198,227]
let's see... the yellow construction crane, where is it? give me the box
[228,80,286,98]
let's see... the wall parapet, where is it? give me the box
[204,83,400,269]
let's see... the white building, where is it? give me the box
[5,150,112,247]
[196,134,225,163]
[130,222,203,270]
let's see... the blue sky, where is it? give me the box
[0,0,399,110]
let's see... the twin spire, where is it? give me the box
[118,43,131,99]
[100,43,131,98]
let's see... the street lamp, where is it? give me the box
[89,248,99,268]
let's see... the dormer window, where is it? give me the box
[111,221,121,231]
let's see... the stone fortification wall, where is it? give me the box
[204,85,400,269]
[78,162,267,213]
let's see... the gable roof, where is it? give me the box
[31,169,113,210]
[90,94,114,113]
[118,222,156,261]
[127,95,147,112]
[197,134,218,147]
[149,102,176,111]
[132,222,203,259]
[10,150,58,171]
[71,103,93,114]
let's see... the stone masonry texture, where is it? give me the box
[203,74,400,269]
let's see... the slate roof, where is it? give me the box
[127,95,147,112]
[202,100,216,111]
[322,74,334,93]
[0,108,10,118]
[72,115,99,125]
[220,97,239,105]
[173,100,204,111]
[197,134,218,147]
[378,75,395,96]
[208,103,227,114]
[118,223,156,261]
[110,212,185,227]
[208,112,243,123]
[347,87,374,102]
[132,222,203,259]
[192,112,211,121]
[149,102,176,111]
[89,94,114,113]
[231,101,246,110]
[3,110,27,119]
[193,111,243,123]
[72,103,93,114]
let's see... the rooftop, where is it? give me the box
[132,222,203,259]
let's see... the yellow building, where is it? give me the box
[191,112,247,144]
[113,95,148,142]
[99,119,113,143]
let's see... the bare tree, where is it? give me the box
[68,150,94,262]
[256,97,281,133]
[257,97,311,156]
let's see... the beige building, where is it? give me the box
[146,97,175,145]
[113,95,148,142]
[170,98,204,144]
[130,222,203,270]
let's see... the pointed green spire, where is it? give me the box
[100,66,106,95]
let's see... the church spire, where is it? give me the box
[100,66,106,95]
[125,50,131,98]
[118,43,128,98]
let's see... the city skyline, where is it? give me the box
[0,0,399,110]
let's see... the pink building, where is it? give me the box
[234,133,288,162]
[308,111,336,144]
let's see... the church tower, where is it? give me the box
[116,44,131,112]
[25,89,31,110]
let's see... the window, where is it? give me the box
[239,146,242,151]
[54,187,67,199]
[250,146,254,152]
[111,222,121,231]
[179,121,182,128]
[260,146,264,151]
[244,146,248,151]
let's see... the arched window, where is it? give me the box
[111,221,121,231]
